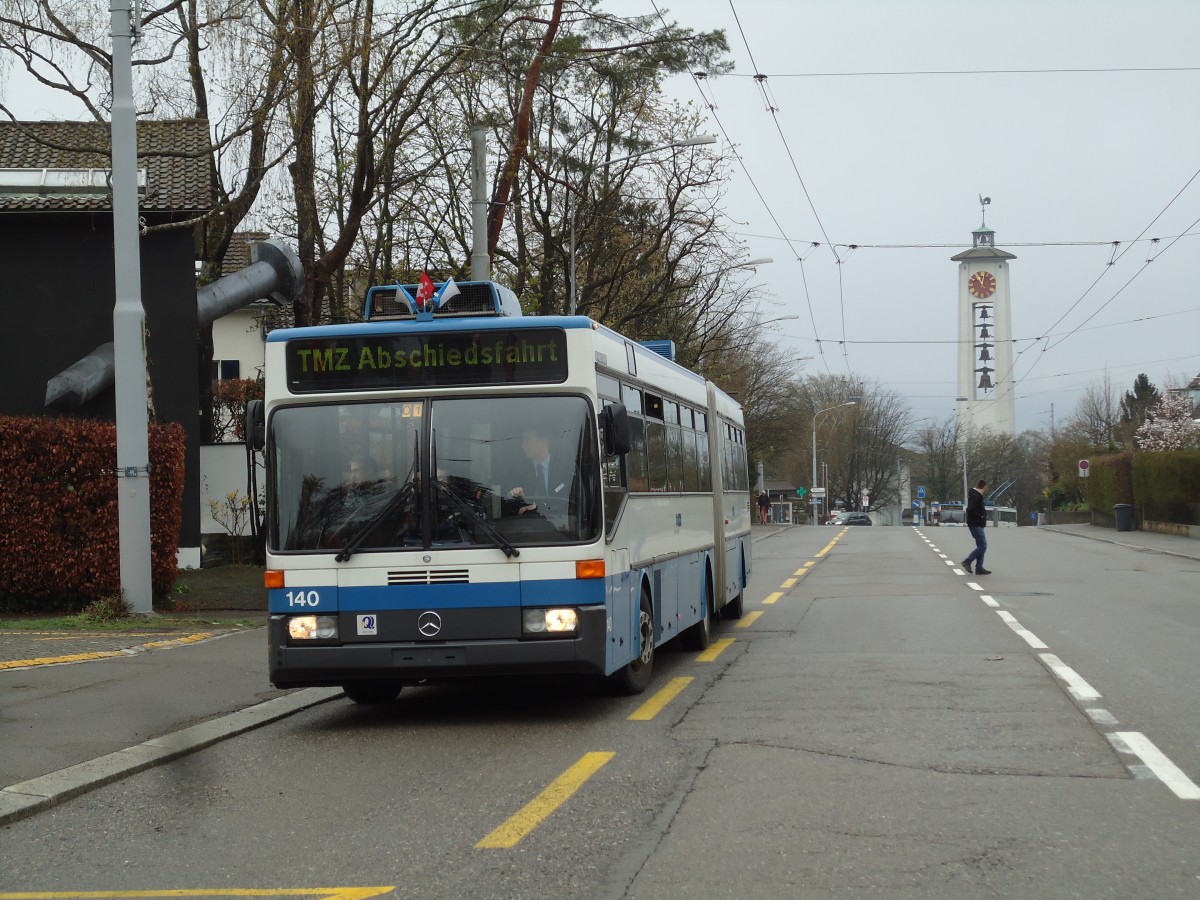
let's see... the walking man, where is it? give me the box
[758,490,771,525]
[961,479,991,574]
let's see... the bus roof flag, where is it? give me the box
[415,272,436,310]
[434,277,460,309]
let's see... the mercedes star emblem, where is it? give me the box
[417,611,443,637]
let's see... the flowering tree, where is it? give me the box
[1134,393,1200,451]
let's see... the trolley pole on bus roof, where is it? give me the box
[110,0,154,615]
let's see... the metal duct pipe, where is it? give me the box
[45,239,303,411]
[196,239,302,325]
[44,343,115,411]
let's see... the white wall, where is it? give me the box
[199,442,262,537]
[198,304,268,544]
[212,305,267,379]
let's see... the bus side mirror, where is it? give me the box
[246,399,265,451]
[601,402,631,457]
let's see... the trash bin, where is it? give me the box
[1113,503,1133,532]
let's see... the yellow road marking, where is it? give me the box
[762,591,783,605]
[695,637,734,662]
[792,570,809,581]
[476,751,615,848]
[628,676,693,721]
[781,578,796,589]
[735,610,764,628]
[0,890,394,900]
[0,651,126,670]
[0,634,217,670]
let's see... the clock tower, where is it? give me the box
[950,199,1016,436]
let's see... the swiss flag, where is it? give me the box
[415,272,436,310]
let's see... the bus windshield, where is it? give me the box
[269,395,601,554]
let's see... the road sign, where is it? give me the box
[917,485,925,499]
[912,500,921,509]
[1078,459,1090,478]
[811,487,826,497]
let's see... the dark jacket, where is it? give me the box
[966,488,987,528]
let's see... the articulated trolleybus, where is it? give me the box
[251,280,752,703]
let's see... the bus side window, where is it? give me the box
[626,416,649,492]
[683,430,700,492]
[696,430,712,492]
[667,424,684,492]
[646,419,667,492]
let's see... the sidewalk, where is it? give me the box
[1038,521,1200,561]
[0,616,340,825]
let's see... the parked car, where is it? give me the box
[827,512,872,526]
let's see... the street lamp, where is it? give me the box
[811,398,859,525]
[569,135,717,315]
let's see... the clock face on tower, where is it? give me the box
[968,271,996,298]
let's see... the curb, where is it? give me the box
[1041,526,1200,562]
[0,687,341,827]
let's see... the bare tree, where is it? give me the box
[1064,372,1120,451]
[909,417,963,504]
[793,376,910,513]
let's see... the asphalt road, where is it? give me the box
[2,524,1198,898]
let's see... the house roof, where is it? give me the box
[0,119,212,213]
[222,231,271,276]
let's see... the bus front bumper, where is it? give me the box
[268,606,609,688]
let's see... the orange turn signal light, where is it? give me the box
[575,559,605,580]
[264,570,285,589]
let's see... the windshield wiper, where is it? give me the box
[437,482,519,558]
[334,480,416,563]
[337,430,422,563]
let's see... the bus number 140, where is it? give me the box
[285,589,322,607]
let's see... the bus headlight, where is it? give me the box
[523,608,579,636]
[288,615,338,641]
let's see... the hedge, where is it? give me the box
[1134,450,1200,526]
[0,415,185,605]
[1084,451,1133,515]
[1080,450,1200,528]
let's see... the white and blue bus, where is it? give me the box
[936,502,1017,527]
[250,280,752,702]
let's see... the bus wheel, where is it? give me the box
[721,591,744,620]
[343,682,402,704]
[609,591,655,695]
[681,576,713,651]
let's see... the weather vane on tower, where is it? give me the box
[979,194,992,228]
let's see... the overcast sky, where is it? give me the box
[6,1,1197,436]
[616,0,1200,434]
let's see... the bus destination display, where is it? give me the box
[286,328,568,392]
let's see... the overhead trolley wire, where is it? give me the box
[650,0,833,376]
[725,0,852,376]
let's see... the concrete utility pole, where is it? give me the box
[470,125,491,281]
[110,0,153,615]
